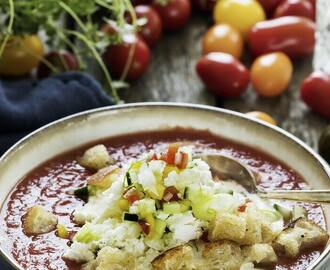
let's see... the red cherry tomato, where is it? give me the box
[152,0,191,31]
[135,5,162,47]
[273,0,315,20]
[196,52,250,98]
[248,16,315,58]
[307,0,316,8]
[104,35,151,81]
[191,0,216,12]
[257,0,282,16]
[301,71,330,119]
[37,51,79,79]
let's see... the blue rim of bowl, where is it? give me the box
[0,102,329,270]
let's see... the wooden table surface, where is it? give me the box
[123,12,329,152]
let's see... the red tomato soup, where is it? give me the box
[0,129,327,270]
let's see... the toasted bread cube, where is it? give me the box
[208,213,246,243]
[23,205,58,234]
[200,240,243,270]
[78,144,113,170]
[152,245,194,270]
[240,209,263,245]
[243,244,277,266]
[261,222,281,243]
[93,246,135,270]
[273,218,329,258]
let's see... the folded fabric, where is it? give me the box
[1,256,13,270]
[0,72,114,155]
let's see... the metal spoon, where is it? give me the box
[200,154,330,203]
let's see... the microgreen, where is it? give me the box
[0,0,138,103]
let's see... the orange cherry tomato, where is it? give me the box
[251,52,293,97]
[202,24,243,58]
[0,35,44,77]
[246,111,277,125]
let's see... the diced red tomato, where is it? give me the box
[124,188,141,204]
[150,153,158,161]
[238,204,247,212]
[238,198,252,212]
[126,194,140,204]
[177,152,189,169]
[166,143,181,165]
[163,186,180,202]
[138,220,150,235]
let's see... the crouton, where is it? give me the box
[261,222,281,243]
[240,208,263,245]
[243,243,277,266]
[273,218,329,258]
[78,144,113,170]
[152,245,194,270]
[23,205,58,234]
[92,246,136,270]
[208,213,246,243]
[200,240,243,270]
[87,166,120,189]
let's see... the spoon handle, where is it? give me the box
[259,190,330,203]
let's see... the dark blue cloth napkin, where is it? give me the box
[0,72,113,269]
[0,72,114,155]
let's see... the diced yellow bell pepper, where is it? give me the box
[57,224,69,239]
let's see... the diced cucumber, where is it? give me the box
[274,204,292,222]
[183,187,189,199]
[163,165,180,178]
[163,201,191,214]
[292,205,307,220]
[180,200,191,211]
[151,219,167,239]
[74,224,101,243]
[163,202,182,214]
[124,172,132,187]
[74,186,89,200]
[260,209,282,222]
[138,199,156,218]
[187,187,215,221]
[123,212,139,222]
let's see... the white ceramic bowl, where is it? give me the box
[1,103,330,269]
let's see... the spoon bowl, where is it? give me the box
[201,154,330,203]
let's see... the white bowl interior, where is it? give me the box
[0,103,330,269]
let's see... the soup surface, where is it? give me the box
[0,129,327,270]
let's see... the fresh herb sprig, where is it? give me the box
[0,0,138,103]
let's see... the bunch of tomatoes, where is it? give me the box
[1,0,329,121]
[110,0,329,122]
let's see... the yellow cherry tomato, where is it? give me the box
[251,52,293,97]
[213,0,266,38]
[0,35,44,76]
[246,111,277,125]
[202,23,243,58]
